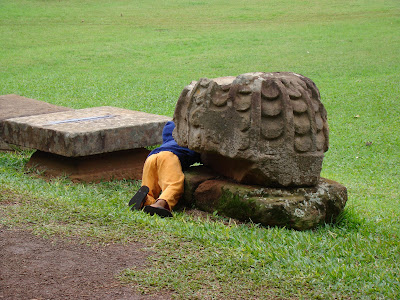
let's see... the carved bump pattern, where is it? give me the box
[234,87,252,112]
[261,79,284,142]
[210,82,230,107]
[175,72,328,158]
[173,72,329,187]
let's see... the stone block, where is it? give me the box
[179,166,217,208]
[26,149,150,182]
[174,72,329,187]
[2,106,172,157]
[0,139,13,151]
[183,166,347,230]
[0,94,73,151]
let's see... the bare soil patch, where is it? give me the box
[0,227,171,300]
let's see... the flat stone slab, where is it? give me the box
[0,94,73,150]
[1,106,172,157]
[182,166,347,230]
[0,94,73,120]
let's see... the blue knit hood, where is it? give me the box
[162,121,176,144]
[149,121,201,170]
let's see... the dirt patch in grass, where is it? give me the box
[0,188,242,299]
[0,227,171,300]
[0,189,26,206]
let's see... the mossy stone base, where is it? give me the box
[182,166,347,230]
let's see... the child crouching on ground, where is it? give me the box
[129,121,200,217]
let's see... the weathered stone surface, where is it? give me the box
[183,167,347,230]
[179,166,217,208]
[2,106,172,157]
[26,149,150,182]
[174,72,329,187]
[0,94,73,151]
[0,139,13,151]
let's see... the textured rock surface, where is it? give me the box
[179,166,217,208]
[182,167,347,230]
[2,106,171,157]
[0,139,11,151]
[174,72,329,187]
[0,94,73,151]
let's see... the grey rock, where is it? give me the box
[2,106,171,157]
[183,167,347,230]
[0,139,13,151]
[0,94,73,151]
[173,72,329,187]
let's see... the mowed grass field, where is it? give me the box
[1,0,399,299]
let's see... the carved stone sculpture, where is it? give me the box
[173,72,329,187]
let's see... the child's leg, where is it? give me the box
[155,151,184,210]
[141,154,161,206]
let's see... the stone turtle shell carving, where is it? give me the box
[173,72,329,187]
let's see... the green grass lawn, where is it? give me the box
[1,0,399,298]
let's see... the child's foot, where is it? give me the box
[143,199,172,218]
[128,185,149,210]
